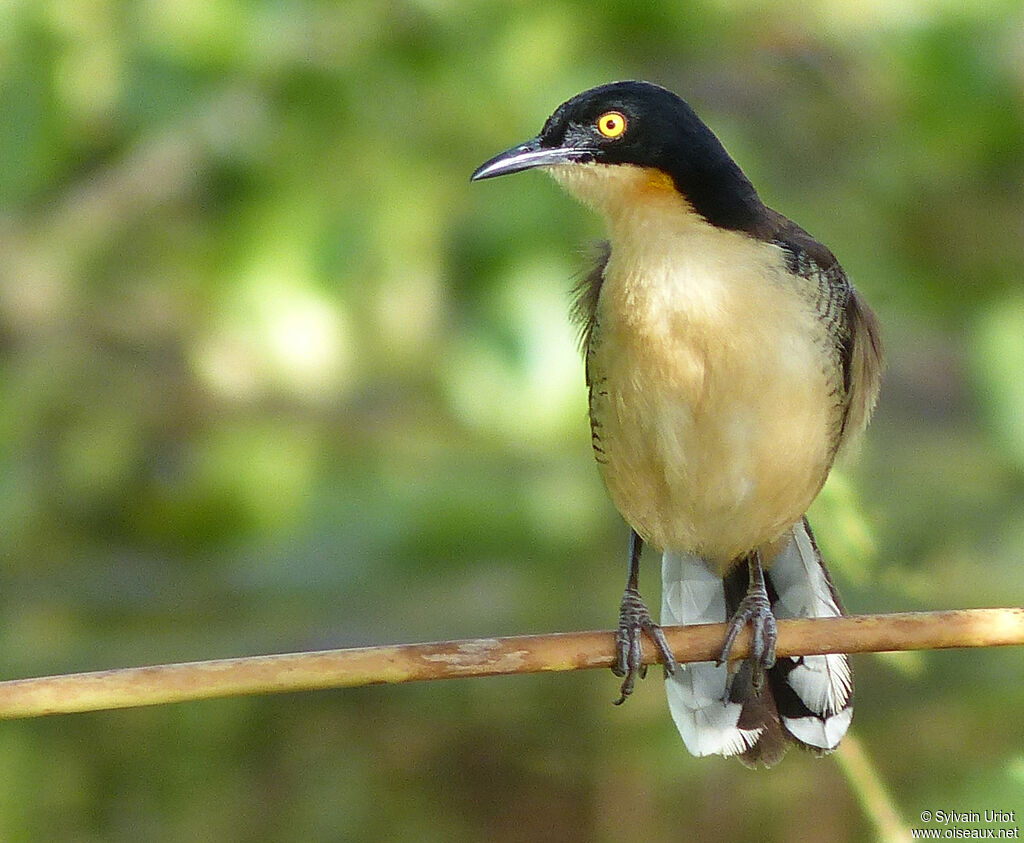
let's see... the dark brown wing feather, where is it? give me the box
[838,288,883,454]
[758,208,884,455]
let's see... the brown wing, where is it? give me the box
[759,209,884,457]
[837,287,883,456]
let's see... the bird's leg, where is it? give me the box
[718,550,777,696]
[612,530,678,705]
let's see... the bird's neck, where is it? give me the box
[669,156,766,233]
[549,162,765,240]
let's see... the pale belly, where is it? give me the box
[588,269,842,572]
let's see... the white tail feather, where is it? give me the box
[661,550,756,758]
[783,706,853,749]
[660,521,853,760]
[767,520,853,750]
[770,524,841,622]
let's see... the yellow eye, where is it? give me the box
[596,111,627,139]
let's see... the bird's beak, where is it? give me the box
[471,137,594,181]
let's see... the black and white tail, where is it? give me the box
[661,517,853,767]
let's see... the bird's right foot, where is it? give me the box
[613,586,678,705]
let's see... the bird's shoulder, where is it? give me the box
[755,208,846,291]
[757,208,855,355]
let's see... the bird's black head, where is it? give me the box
[472,81,764,231]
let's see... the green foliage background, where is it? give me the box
[2,1,1023,839]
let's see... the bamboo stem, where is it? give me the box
[0,608,1020,720]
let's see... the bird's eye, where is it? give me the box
[596,111,627,139]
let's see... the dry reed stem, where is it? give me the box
[0,608,1020,719]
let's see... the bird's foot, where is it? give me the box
[612,587,678,705]
[717,564,777,697]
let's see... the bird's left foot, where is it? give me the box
[718,553,777,695]
[612,587,678,705]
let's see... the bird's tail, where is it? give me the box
[661,517,853,767]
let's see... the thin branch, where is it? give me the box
[834,734,910,842]
[0,608,1021,720]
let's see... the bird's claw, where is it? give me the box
[613,587,678,705]
[718,587,777,696]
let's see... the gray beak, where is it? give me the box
[471,137,595,181]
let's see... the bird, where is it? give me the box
[471,81,882,767]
